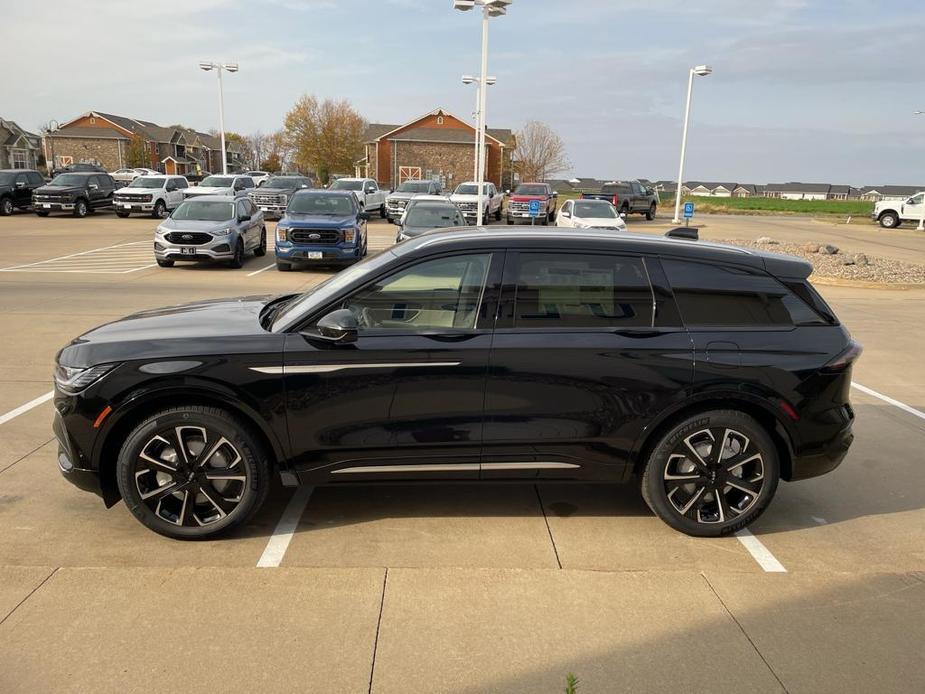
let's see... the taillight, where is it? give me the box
[822,340,863,373]
[612,194,618,206]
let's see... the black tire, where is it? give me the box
[116,211,130,218]
[507,218,515,225]
[115,405,270,540]
[640,409,779,537]
[0,196,13,216]
[35,210,49,217]
[646,203,657,221]
[379,203,387,219]
[495,205,502,221]
[621,203,630,217]
[156,258,174,267]
[73,199,88,218]
[276,260,292,272]
[152,199,167,219]
[879,211,899,229]
[254,228,267,257]
[229,239,244,269]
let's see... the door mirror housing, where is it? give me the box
[302,309,358,345]
[562,211,571,218]
[238,214,249,223]
[89,183,99,190]
[619,212,627,219]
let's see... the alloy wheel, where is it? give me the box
[1,198,13,216]
[133,426,249,528]
[662,427,765,525]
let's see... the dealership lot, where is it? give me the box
[0,211,923,693]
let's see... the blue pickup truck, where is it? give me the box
[274,189,369,271]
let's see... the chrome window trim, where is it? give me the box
[250,362,460,375]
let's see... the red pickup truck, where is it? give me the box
[506,182,558,224]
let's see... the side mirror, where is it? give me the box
[89,183,99,190]
[238,214,249,223]
[15,181,25,188]
[552,191,558,197]
[358,211,370,221]
[302,308,358,345]
[504,189,510,195]
[562,211,571,218]
[619,212,627,219]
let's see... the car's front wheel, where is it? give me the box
[116,406,270,540]
[229,239,245,269]
[646,203,657,221]
[0,196,13,216]
[379,203,387,219]
[879,211,900,229]
[254,228,267,257]
[152,200,167,219]
[73,199,88,218]
[640,410,779,537]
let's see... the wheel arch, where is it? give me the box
[93,387,286,507]
[877,208,899,219]
[630,395,795,481]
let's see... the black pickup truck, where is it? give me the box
[32,172,116,217]
[581,181,658,220]
[0,169,46,215]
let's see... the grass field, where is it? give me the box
[666,195,873,216]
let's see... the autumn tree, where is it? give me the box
[284,95,366,183]
[124,133,149,168]
[512,120,570,182]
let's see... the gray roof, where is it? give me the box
[366,121,513,145]
[0,118,41,148]
[390,127,478,144]
[861,185,922,195]
[765,182,831,193]
[684,181,737,191]
[50,126,127,140]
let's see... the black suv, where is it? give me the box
[53,228,859,539]
[33,172,116,217]
[0,169,45,215]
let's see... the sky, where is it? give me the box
[4,0,925,185]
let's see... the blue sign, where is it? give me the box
[528,199,542,217]
[683,201,695,218]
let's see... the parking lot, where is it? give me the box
[0,209,923,693]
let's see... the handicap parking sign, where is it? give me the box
[683,201,695,218]
[528,199,542,217]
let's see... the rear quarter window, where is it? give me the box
[662,259,828,328]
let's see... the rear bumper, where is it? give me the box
[789,422,854,481]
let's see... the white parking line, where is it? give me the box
[0,391,54,426]
[256,486,313,568]
[0,240,153,274]
[247,263,276,277]
[851,382,925,422]
[735,528,787,572]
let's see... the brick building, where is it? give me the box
[361,108,514,191]
[43,111,244,175]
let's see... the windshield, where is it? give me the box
[272,251,397,331]
[514,184,547,195]
[397,181,431,193]
[247,171,267,176]
[405,205,465,228]
[0,173,14,185]
[128,177,164,189]
[288,193,356,215]
[200,176,233,187]
[329,179,363,191]
[49,174,87,186]
[454,183,488,195]
[170,200,234,222]
[574,201,618,218]
[265,177,307,189]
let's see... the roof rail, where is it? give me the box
[665,227,698,240]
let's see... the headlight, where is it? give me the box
[54,363,117,394]
[343,228,356,243]
[276,226,288,242]
[212,226,234,236]
[155,226,167,235]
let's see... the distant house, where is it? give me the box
[654,180,677,194]
[859,185,922,202]
[827,185,860,201]
[683,181,736,197]
[43,111,244,175]
[764,182,831,200]
[0,118,41,170]
[732,184,764,197]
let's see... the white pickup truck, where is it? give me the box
[329,177,388,218]
[872,192,924,228]
[450,181,504,222]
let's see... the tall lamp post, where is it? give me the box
[199,61,239,175]
[672,64,712,224]
[454,0,511,226]
[462,74,496,181]
[915,111,925,231]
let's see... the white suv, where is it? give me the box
[184,174,255,199]
[114,175,189,218]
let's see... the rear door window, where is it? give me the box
[511,253,653,328]
[662,259,827,327]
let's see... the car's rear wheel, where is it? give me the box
[640,410,779,537]
[152,200,167,219]
[879,211,900,229]
[73,199,88,218]
[116,406,270,539]
[254,228,267,257]
[646,203,657,221]
[0,197,13,216]
[229,239,244,269]
[379,203,387,219]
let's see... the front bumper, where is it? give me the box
[34,200,75,211]
[114,199,155,212]
[256,204,287,218]
[53,408,103,497]
[275,243,361,264]
[386,204,408,220]
[154,235,235,261]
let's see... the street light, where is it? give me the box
[454,0,511,226]
[672,64,713,224]
[462,74,496,181]
[199,61,239,174]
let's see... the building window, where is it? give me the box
[436,116,444,125]
[89,117,96,124]
[11,149,29,169]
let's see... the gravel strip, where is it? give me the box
[718,238,925,285]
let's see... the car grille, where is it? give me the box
[115,193,153,202]
[510,201,538,212]
[289,229,341,245]
[458,201,477,211]
[164,232,214,245]
[253,193,286,206]
[387,199,408,209]
[33,194,71,203]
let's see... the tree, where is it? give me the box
[512,120,570,182]
[124,133,148,168]
[284,95,366,183]
[260,152,282,172]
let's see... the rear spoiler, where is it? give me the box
[665,227,698,240]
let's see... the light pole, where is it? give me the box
[454,0,511,226]
[672,64,712,224]
[199,61,239,174]
[915,111,925,231]
[462,74,496,181]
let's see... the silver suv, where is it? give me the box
[154,195,267,269]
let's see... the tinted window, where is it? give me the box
[512,254,653,328]
[329,179,363,191]
[29,172,45,185]
[171,200,235,222]
[289,193,356,216]
[514,184,548,196]
[601,184,631,196]
[404,204,465,228]
[662,259,825,327]
[574,201,618,218]
[344,254,491,331]
[397,181,430,193]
